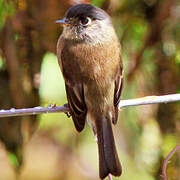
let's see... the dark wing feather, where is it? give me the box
[113,56,123,125]
[57,36,87,132]
[65,83,87,132]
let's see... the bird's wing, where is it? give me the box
[57,36,64,73]
[57,36,87,132]
[113,56,123,124]
[65,83,87,132]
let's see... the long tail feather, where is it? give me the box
[96,116,122,179]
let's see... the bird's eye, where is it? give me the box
[80,17,91,26]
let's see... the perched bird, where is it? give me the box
[56,4,123,179]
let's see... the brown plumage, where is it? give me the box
[56,4,123,179]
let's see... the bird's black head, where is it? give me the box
[56,4,115,43]
[65,4,109,21]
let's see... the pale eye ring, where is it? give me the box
[80,17,92,26]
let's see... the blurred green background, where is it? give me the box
[0,0,179,179]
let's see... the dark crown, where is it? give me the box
[65,4,109,20]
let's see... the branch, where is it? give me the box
[0,93,180,179]
[161,145,180,180]
[0,93,180,118]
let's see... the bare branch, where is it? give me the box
[161,145,180,180]
[0,93,179,179]
[0,93,180,118]
[119,94,180,108]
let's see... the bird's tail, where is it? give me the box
[96,116,122,179]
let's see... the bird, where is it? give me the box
[56,4,123,179]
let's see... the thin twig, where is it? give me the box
[161,145,180,180]
[119,94,180,108]
[0,94,180,118]
[108,174,113,180]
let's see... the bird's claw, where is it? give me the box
[64,103,71,118]
[65,112,71,118]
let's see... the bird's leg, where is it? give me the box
[64,103,71,118]
[65,112,71,118]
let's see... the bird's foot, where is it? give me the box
[64,103,71,118]
[65,112,71,118]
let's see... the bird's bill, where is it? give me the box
[55,19,71,26]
